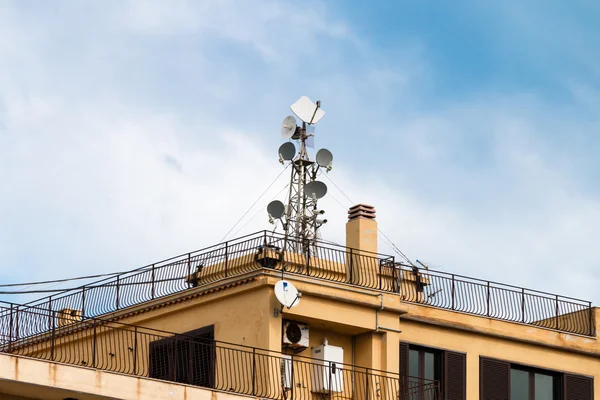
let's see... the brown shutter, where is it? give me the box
[149,337,175,381]
[400,342,409,378]
[444,351,465,400]
[564,374,593,400]
[480,357,509,400]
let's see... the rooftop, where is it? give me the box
[8,230,594,337]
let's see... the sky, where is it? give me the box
[1,1,600,305]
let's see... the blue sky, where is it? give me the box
[1,1,600,304]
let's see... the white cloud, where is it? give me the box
[1,0,600,308]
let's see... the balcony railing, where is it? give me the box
[0,304,440,400]
[12,231,594,336]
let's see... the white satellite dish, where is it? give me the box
[274,280,301,309]
[304,180,327,199]
[278,142,296,161]
[290,96,325,125]
[316,148,333,168]
[267,200,285,219]
[281,116,297,139]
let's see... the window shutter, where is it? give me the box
[400,342,409,378]
[444,351,465,400]
[149,337,174,381]
[480,357,509,400]
[564,374,593,400]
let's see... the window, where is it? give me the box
[480,357,594,400]
[400,343,465,400]
[510,366,559,400]
[149,325,215,387]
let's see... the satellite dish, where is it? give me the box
[274,280,301,309]
[290,96,325,125]
[304,181,327,199]
[316,148,333,167]
[281,116,297,139]
[278,142,296,161]
[267,200,285,219]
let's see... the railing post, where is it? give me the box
[48,296,53,330]
[486,281,490,317]
[290,354,295,399]
[366,368,370,400]
[8,303,13,353]
[92,319,97,368]
[133,326,138,375]
[81,285,86,318]
[555,295,559,330]
[589,302,594,336]
[328,361,333,399]
[251,348,256,396]
[451,275,455,310]
[225,242,229,278]
[15,306,19,342]
[50,311,56,361]
[349,249,353,284]
[151,264,155,300]
[116,276,120,310]
[187,253,191,286]
[379,260,383,291]
[395,261,401,294]
[521,288,525,323]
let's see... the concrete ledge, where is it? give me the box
[0,353,255,400]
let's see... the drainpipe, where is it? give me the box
[376,294,402,333]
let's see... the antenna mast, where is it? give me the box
[268,97,333,254]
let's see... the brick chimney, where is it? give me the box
[346,204,377,253]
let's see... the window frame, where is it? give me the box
[510,364,561,400]
[480,356,594,400]
[400,341,466,400]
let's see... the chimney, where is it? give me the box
[346,204,378,253]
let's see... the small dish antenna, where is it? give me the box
[316,148,333,169]
[304,180,327,199]
[274,280,301,309]
[278,142,296,161]
[267,200,286,220]
[281,116,297,139]
[290,96,325,125]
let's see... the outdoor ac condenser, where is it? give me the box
[282,321,309,350]
[310,343,344,393]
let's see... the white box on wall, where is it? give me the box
[310,344,344,393]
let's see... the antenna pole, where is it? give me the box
[272,97,329,256]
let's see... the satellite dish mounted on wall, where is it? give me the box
[274,280,302,310]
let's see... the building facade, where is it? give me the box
[0,205,597,399]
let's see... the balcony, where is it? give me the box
[0,304,440,400]
[11,231,594,336]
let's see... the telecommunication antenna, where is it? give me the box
[267,96,334,254]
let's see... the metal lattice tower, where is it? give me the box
[267,97,332,255]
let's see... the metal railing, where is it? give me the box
[12,231,594,336]
[0,304,439,400]
[395,264,593,335]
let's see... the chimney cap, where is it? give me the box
[348,204,376,220]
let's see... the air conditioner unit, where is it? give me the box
[282,321,309,350]
[57,308,82,327]
[281,354,293,389]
